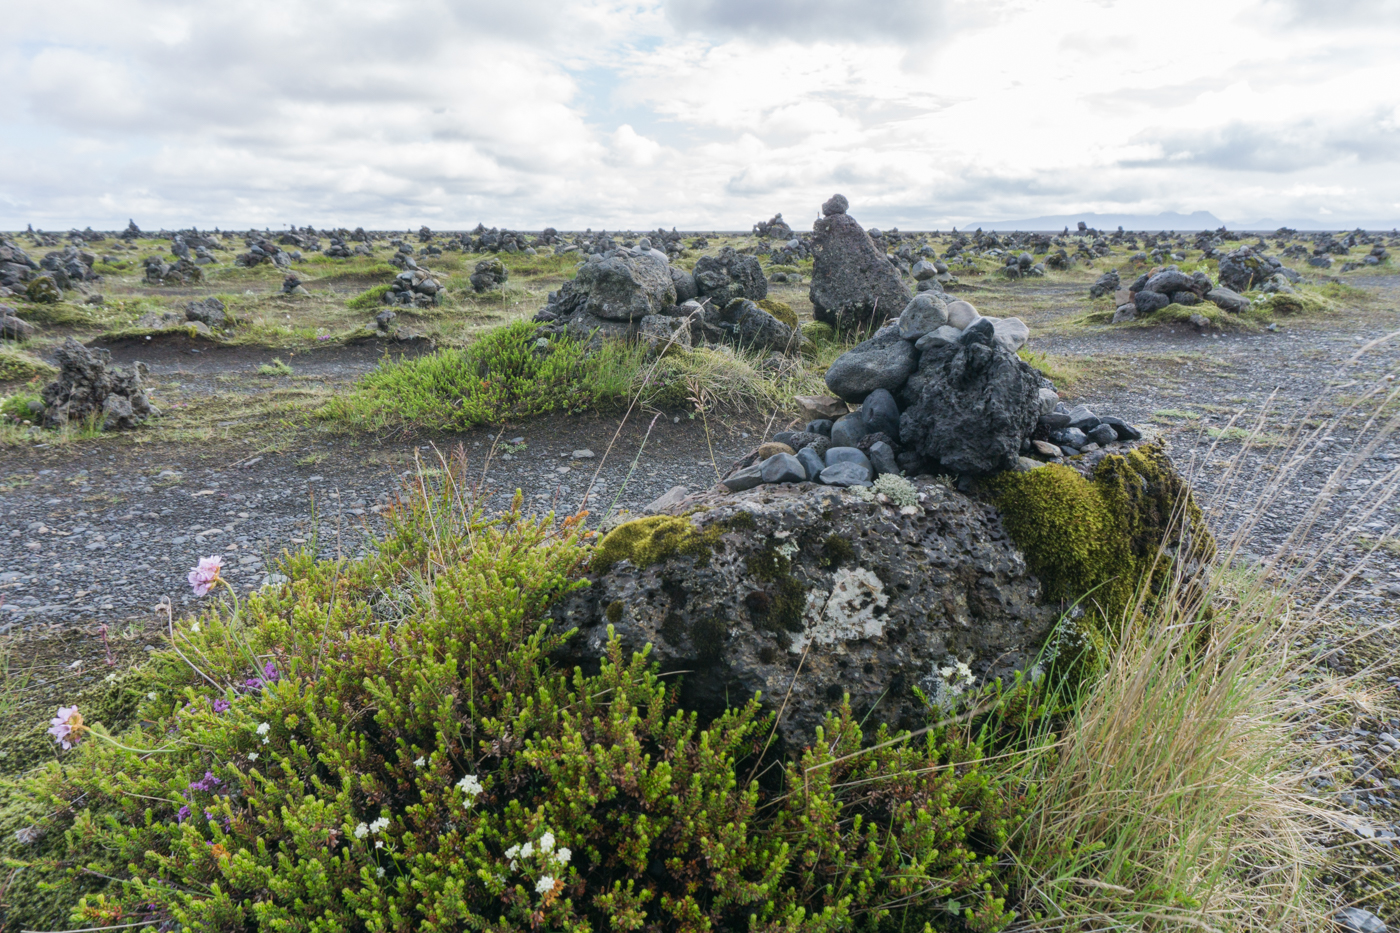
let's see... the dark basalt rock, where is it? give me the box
[809,194,911,334]
[40,338,157,431]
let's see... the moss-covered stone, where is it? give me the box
[990,442,1213,636]
[755,298,798,331]
[745,547,807,633]
[819,534,854,569]
[593,512,755,573]
[800,321,835,344]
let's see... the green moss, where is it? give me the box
[24,278,61,304]
[606,600,624,623]
[593,515,723,573]
[347,283,393,310]
[756,298,798,331]
[745,547,807,633]
[800,321,835,344]
[820,534,854,569]
[990,442,1213,637]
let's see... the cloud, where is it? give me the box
[1128,113,1400,173]
[663,0,946,42]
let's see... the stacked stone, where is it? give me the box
[40,338,158,431]
[0,304,34,340]
[323,236,353,258]
[469,259,508,293]
[808,194,912,333]
[384,268,442,307]
[752,213,794,239]
[144,256,204,286]
[235,238,291,269]
[1111,265,1254,321]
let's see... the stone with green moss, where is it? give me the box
[755,298,798,331]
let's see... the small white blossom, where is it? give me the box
[536,875,556,894]
[413,757,426,767]
[553,847,571,865]
[369,817,390,834]
[354,822,369,839]
[262,737,270,745]
[375,840,383,849]
[376,866,385,878]
[505,844,521,859]
[456,774,483,806]
[147,692,158,701]
[256,722,270,736]
[190,622,200,633]
[538,831,555,853]
[247,752,259,762]
[520,841,533,858]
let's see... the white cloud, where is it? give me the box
[1,0,1398,229]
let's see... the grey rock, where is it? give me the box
[1206,287,1250,314]
[805,419,833,437]
[1337,908,1387,933]
[469,258,509,293]
[898,337,1042,475]
[797,446,825,481]
[1088,269,1120,298]
[40,338,158,431]
[1051,427,1089,449]
[831,413,870,448]
[825,446,873,472]
[761,453,807,484]
[910,259,938,281]
[1099,415,1142,441]
[991,316,1029,353]
[1143,269,1196,295]
[639,314,692,355]
[0,307,34,340]
[914,325,962,352]
[185,297,226,327]
[574,251,677,321]
[818,461,873,487]
[644,486,690,514]
[824,327,918,403]
[724,299,795,353]
[1037,386,1060,416]
[896,292,948,340]
[1066,405,1099,430]
[694,247,767,305]
[670,266,697,303]
[822,193,849,215]
[809,197,911,333]
[1170,291,1201,306]
[722,463,765,492]
[895,449,928,475]
[867,441,898,476]
[1134,290,1170,314]
[859,388,901,439]
[1088,423,1119,446]
[552,480,1057,747]
[1112,304,1138,323]
[945,300,980,330]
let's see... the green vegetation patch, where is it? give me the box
[346,283,393,310]
[990,442,1214,641]
[755,297,798,330]
[0,346,55,383]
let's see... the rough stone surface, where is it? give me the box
[40,338,158,431]
[898,335,1042,475]
[573,251,677,321]
[896,293,948,341]
[1206,287,1251,314]
[809,196,911,333]
[860,388,901,438]
[693,247,767,306]
[795,395,849,421]
[824,328,918,403]
[553,481,1057,747]
[723,299,795,353]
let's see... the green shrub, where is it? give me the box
[25,473,1022,933]
[1,391,41,421]
[347,283,393,310]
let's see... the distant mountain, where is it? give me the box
[960,211,1223,233]
[1227,217,1400,232]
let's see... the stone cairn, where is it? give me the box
[40,338,158,431]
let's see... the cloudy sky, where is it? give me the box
[2,0,1399,230]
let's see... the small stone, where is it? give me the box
[756,442,796,459]
[723,464,765,492]
[1051,427,1089,449]
[572,449,595,459]
[1337,907,1387,933]
[1032,440,1062,458]
[825,446,873,472]
[867,441,898,476]
[859,388,901,438]
[831,414,869,448]
[1066,405,1099,430]
[896,293,948,340]
[1014,456,1045,472]
[644,486,689,514]
[1088,423,1118,446]
[914,325,962,352]
[797,446,825,480]
[1112,304,1138,323]
[991,317,1029,353]
[821,193,849,216]
[794,395,849,421]
[805,419,833,437]
[945,300,980,330]
[1098,416,1141,441]
[819,461,873,487]
[760,453,807,484]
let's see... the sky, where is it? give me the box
[2,0,1399,231]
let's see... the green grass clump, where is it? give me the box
[346,283,393,310]
[1018,349,1084,391]
[20,471,1022,933]
[257,357,294,376]
[0,346,55,383]
[1,391,41,420]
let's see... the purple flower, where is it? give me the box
[177,806,191,823]
[188,771,222,793]
[48,705,84,749]
[244,678,264,690]
[263,662,280,683]
[213,698,230,713]
[187,555,223,597]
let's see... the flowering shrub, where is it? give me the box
[26,469,1027,932]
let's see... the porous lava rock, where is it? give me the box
[573,251,677,321]
[693,246,767,306]
[809,194,911,334]
[40,338,157,430]
[553,481,1057,747]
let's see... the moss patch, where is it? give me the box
[756,298,798,331]
[990,442,1213,633]
[592,515,723,573]
[800,321,835,344]
[819,534,854,569]
[745,547,807,634]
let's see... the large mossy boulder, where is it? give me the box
[557,440,1210,748]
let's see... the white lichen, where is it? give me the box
[791,566,889,652]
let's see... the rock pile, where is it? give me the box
[234,238,291,269]
[40,338,157,430]
[1112,265,1248,321]
[384,268,442,307]
[39,246,98,288]
[809,194,911,333]
[753,213,794,239]
[0,304,35,340]
[119,220,142,241]
[0,238,40,296]
[1216,246,1299,292]
[133,297,226,335]
[323,237,353,258]
[281,274,310,297]
[469,258,508,293]
[692,246,767,305]
[1088,269,1120,298]
[143,256,204,286]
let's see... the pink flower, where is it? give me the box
[188,555,223,597]
[48,705,84,749]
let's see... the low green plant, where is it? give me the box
[256,357,294,376]
[1,391,41,421]
[347,283,393,310]
[0,346,55,383]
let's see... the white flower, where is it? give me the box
[354,822,369,839]
[520,841,533,858]
[538,831,554,853]
[376,866,385,878]
[262,737,270,745]
[505,844,521,859]
[413,756,425,767]
[256,722,270,736]
[247,752,259,762]
[191,622,200,633]
[553,847,571,865]
[369,817,390,834]
[375,840,383,849]
[536,875,556,894]
[456,774,483,808]
[147,692,158,701]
